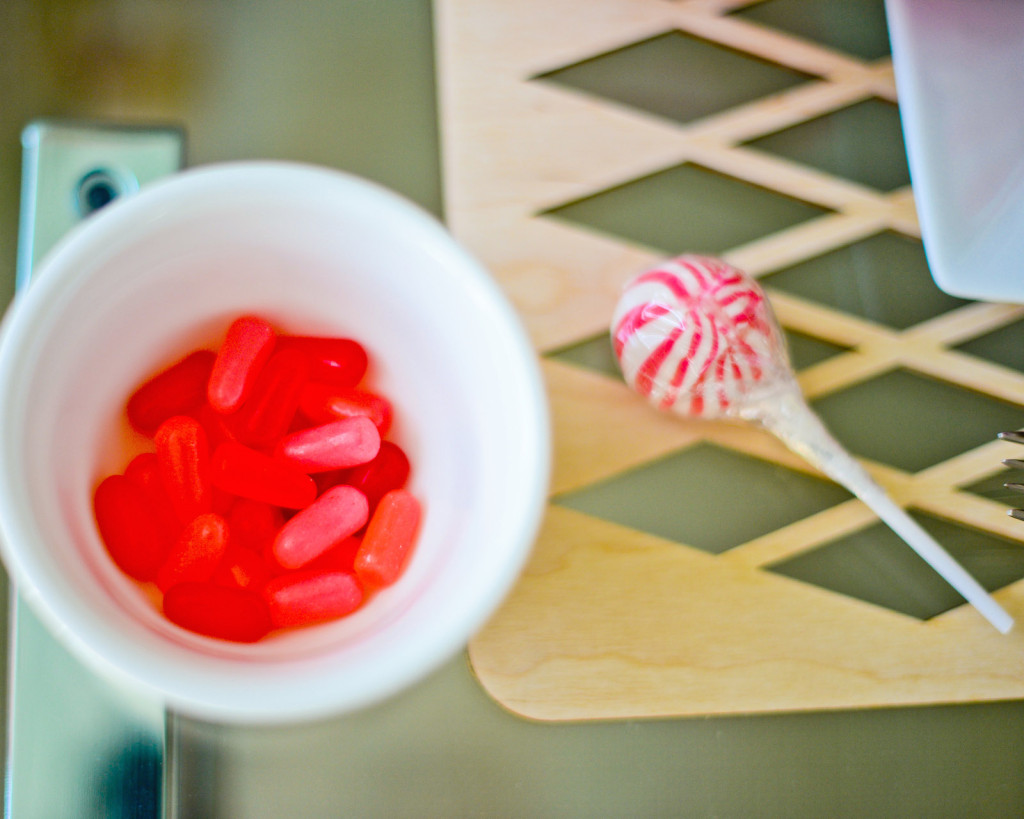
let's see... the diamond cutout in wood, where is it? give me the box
[542,163,829,256]
[555,442,851,554]
[770,512,1024,620]
[963,469,1020,508]
[732,0,892,62]
[745,99,910,191]
[535,30,814,125]
[958,319,1024,374]
[547,333,619,379]
[785,329,849,370]
[811,369,1024,472]
[761,232,970,329]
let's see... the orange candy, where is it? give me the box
[355,490,422,589]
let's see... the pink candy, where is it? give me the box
[272,485,369,570]
[264,571,364,628]
[276,416,381,473]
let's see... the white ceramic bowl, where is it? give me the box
[0,161,550,723]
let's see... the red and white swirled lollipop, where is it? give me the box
[612,254,1013,633]
[612,255,792,420]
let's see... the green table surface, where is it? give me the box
[1,2,1023,816]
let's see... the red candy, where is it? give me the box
[355,490,422,589]
[207,316,276,413]
[226,498,283,554]
[126,350,216,435]
[298,384,393,434]
[197,402,237,451]
[272,485,369,570]
[276,416,380,473]
[156,512,230,592]
[303,535,362,574]
[124,452,163,495]
[124,452,181,543]
[276,336,368,387]
[93,475,171,581]
[228,348,310,448]
[164,583,271,643]
[264,571,364,628]
[213,544,271,590]
[155,416,212,524]
[94,314,422,643]
[211,440,317,509]
[341,441,411,512]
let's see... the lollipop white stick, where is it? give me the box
[754,383,1013,634]
[612,254,1013,633]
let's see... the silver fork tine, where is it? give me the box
[1001,430,1024,520]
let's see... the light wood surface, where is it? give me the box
[435,0,1024,720]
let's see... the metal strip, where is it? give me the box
[7,120,184,819]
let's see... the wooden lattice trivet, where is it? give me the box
[435,0,1024,720]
